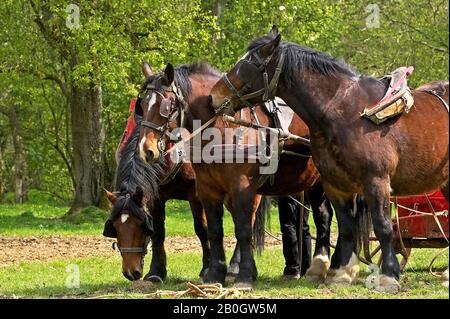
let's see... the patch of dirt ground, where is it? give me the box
[0,235,282,267]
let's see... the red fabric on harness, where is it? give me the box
[118,98,137,156]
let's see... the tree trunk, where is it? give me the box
[0,145,7,201]
[67,83,105,214]
[7,107,28,203]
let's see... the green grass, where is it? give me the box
[0,194,446,298]
[0,247,447,299]
[0,200,273,237]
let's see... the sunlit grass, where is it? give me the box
[0,247,447,299]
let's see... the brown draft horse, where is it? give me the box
[103,110,268,282]
[138,62,337,287]
[210,26,449,293]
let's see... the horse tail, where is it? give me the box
[253,196,271,255]
[354,194,373,263]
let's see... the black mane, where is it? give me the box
[247,35,357,87]
[115,123,166,212]
[141,61,221,98]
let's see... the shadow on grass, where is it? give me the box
[1,282,128,299]
[0,208,108,234]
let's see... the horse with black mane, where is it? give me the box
[210,26,449,293]
[137,61,340,287]
[103,109,268,282]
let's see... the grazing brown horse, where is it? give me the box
[138,62,337,287]
[210,26,449,293]
[103,115,268,282]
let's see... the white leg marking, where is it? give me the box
[325,252,360,285]
[305,253,330,283]
[375,274,401,294]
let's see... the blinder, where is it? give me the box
[103,218,117,238]
[159,98,174,118]
[236,60,261,84]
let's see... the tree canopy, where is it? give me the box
[0,0,448,211]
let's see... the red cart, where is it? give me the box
[367,190,449,270]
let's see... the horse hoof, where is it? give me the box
[282,273,301,281]
[233,281,254,291]
[325,253,359,285]
[144,274,164,284]
[199,268,209,283]
[374,275,400,294]
[225,273,237,283]
[305,254,330,283]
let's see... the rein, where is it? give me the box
[164,115,218,155]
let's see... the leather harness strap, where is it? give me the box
[423,89,449,113]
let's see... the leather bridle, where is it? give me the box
[139,78,186,154]
[112,238,150,271]
[215,48,285,115]
[112,237,151,255]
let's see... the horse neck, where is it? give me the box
[277,71,385,134]
[185,74,219,133]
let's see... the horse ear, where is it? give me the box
[105,189,118,204]
[133,186,144,207]
[268,25,279,38]
[142,62,153,77]
[260,32,281,58]
[161,63,175,86]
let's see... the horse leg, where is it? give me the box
[322,184,360,285]
[364,178,401,294]
[233,191,258,288]
[202,199,227,284]
[188,196,210,280]
[144,199,167,283]
[305,183,333,283]
[227,242,241,279]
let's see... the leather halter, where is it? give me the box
[112,239,150,255]
[216,50,285,114]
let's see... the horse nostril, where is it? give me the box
[132,270,142,280]
[122,271,134,281]
[207,95,213,106]
[145,149,154,162]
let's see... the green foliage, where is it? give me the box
[0,0,448,207]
